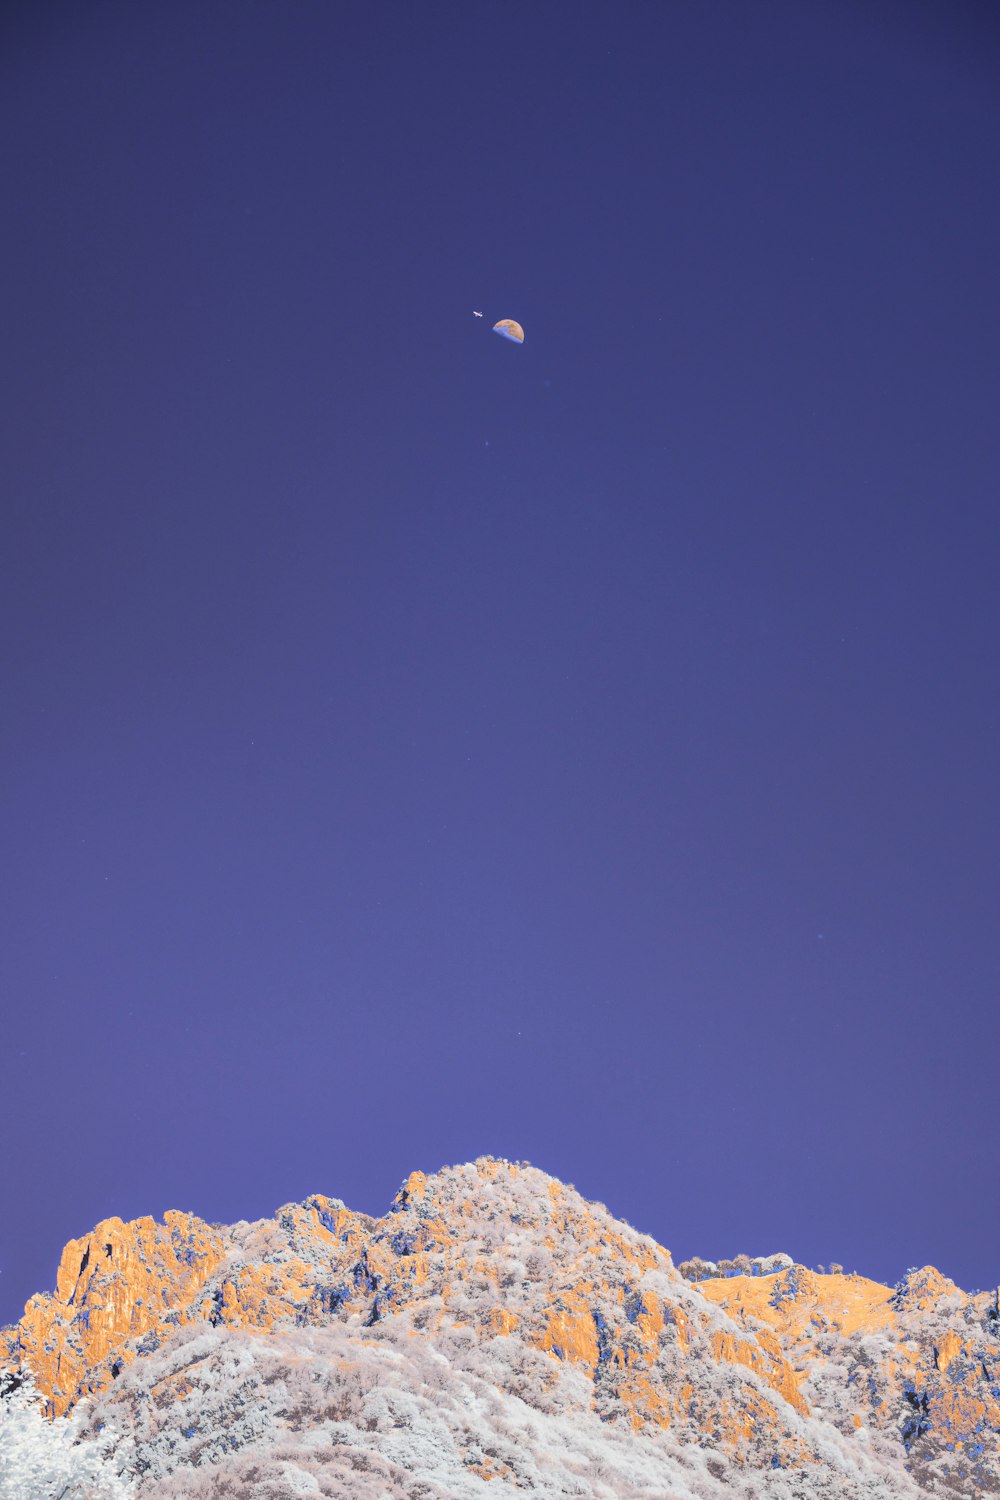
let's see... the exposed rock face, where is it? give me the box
[13,1210,231,1415]
[2,1159,998,1497]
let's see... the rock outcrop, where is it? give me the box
[2,1159,997,1496]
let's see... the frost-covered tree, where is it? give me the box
[0,1370,133,1500]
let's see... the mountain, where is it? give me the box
[2,1158,997,1497]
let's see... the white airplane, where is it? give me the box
[473,310,483,317]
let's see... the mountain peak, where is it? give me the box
[3,1161,997,1496]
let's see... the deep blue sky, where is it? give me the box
[3,0,999,1326]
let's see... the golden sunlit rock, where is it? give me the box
[3,1158,998,1492]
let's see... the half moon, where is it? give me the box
[492,319,525,344]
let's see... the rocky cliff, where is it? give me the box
[2,1158,998,1497]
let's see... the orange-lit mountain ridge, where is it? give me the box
[2,1158,998,1497]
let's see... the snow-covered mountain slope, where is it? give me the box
[2,1158,997,1496]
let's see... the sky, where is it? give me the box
[3,0,999,1328]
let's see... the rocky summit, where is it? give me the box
[2,1158,998,1497]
